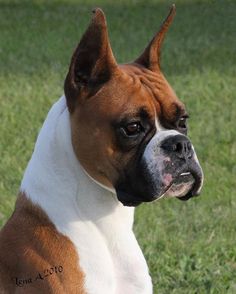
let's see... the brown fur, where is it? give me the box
[0,194,85,293]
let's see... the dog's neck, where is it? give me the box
[21,96,134,232]
[20,96,151,293]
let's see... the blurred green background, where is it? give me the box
[0,0,235,293]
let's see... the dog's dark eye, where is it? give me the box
[179,117,187,128]
[177,116,188,133]
[121,122,142,137]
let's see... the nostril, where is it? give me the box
[187,142,192,151]
[172,144,177,152]
[175,142,183,153]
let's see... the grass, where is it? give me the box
[0,0,235,293]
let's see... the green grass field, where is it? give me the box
[0,0,235,293]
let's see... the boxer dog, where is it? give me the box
[0,5,203,293]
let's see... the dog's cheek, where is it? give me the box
[70,117,123,189]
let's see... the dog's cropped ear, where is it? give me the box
[135,4,176,72]
[64,8,118,112]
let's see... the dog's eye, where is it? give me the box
[177,116,188,133]
[179,117,187,128]
[121,122,142,137]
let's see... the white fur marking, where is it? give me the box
[21,96,152,294]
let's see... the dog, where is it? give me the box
[0,5,203,293]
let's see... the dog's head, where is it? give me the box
[64,6,204,206]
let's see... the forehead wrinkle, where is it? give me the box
[122,65,178,100]
[122,66,171,102]
[139,73,173,100]
[119,66,142,90]
[120,64,162,96]
[129,66,186,126]
[119,64,184,123]
[129,75,142,93]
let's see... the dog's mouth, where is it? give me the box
[163,172,194,198]
[116,169,203,207]
[116,154,204,207]
[116,172,198,206]
[162,168,202,201]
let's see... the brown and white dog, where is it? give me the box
[0,6,203,293]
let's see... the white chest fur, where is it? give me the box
[21,96,152,294]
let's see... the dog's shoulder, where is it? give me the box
[0,193,86,293]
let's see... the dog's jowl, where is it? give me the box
[0,6,203,294]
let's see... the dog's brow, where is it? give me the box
[116,107,152,124]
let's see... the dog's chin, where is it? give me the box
[116,190,148,207]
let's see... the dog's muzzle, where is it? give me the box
[142,131,204,201]
[158,133,203,200]
[116,130,204,207]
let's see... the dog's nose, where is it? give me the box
[161,135,193,160]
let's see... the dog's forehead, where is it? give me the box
[113,63,186,121]
[78,63,186,126]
